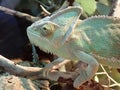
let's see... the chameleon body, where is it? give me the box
[27,7,120,89]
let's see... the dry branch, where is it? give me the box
[0,6,40,22]
[0,55,74,81]
[0,55,43,79]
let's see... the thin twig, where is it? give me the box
[100,65,120,87]
[95,72,106,75]
[40,5,51,15]
[34,0,50,9]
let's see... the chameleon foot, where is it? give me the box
[43,58,70,77]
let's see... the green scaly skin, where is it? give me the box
[27,7,120,89]
[75,16,120,67]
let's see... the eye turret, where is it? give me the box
[39,21,59,37]
[43,27,47,31]
[41,24,53,36]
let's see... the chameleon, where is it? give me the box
[27,7,120,89]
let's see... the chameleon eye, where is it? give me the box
[41,26,50,36]
[43,27,47,30]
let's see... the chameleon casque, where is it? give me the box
[27,7,120,89]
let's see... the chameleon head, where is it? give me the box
[27,6,82,52]
[27,18,62,53]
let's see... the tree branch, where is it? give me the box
[0,55,75,81]
[0,55,43,79]
[0,6,40,22]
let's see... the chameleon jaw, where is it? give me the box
[27,28,54,54]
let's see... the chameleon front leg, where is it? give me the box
[43,57,71,78]
[73,51,99,89]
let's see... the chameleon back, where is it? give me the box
[75,16,120,58]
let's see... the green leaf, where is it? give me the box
[110,69,120,83]
[98,0,109,6]
[76,0,97,16]
[97,2,110,15]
